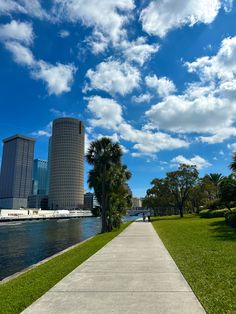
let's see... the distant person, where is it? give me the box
[142,212,146,222]
[147,211,151,222]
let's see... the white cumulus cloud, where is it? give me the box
[132,93,152,103]
[53,0,135,50]
[87,96,123,130]
[87,96,189,157]
[121,37,159,66]
[85,59,140,96]
[145,36,236,144]
[0,20,33,45]
[32,61,77,95]
[5,41,34,66]
[140,0,231,38]
[0,0,48,19]
[145,74,176,98]
[186,36,236,81]
[171,155,211,170]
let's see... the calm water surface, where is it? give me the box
[0,217,101,280]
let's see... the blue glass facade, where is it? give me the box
[32,159,48,195]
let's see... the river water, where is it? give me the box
[0,217,101,280]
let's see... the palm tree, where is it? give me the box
[86,137,122,233]
[205,173,223,198]
[230,152,236,172]
[107,164,132,230]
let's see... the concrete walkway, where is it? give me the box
[22,222,206,314]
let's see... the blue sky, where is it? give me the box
[0,0,236,197]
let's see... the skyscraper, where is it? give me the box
[46,136,52,195]
[49,118,84,210]
[0,134,35,209]
[32,159,48,195]
[84,192,99,210]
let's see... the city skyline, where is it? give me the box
[1,1,236,196]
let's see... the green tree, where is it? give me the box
[86,137,131,232]
[219,175,236,211]
[204,173,223,198]
[166,164,199,217]
[230,152,236,172]
[143,178,174,215]
[187,182,206,213]
[106,163,132,230]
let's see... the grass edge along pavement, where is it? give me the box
[151,215,236,314]
[0,222,131,314]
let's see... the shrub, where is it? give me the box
[225,212,236,228]
[199,208,229,218]
[204,199,224,210]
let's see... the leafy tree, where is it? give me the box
[106,163,132,230]
[166,164,199,217]
[230,152,236,172]
[143,178,174,215]
[219,175,236,211]
[187,183,206,213]
[86,137,131,232]
[201,175,218,201]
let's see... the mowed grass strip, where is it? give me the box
[152,216,236,314]
[0,222,131,314]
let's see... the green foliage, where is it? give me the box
[143,178,175,216]
[152,216,236,314]
[144,164,200,217]
[204,173,223,198]
[203,198,223,210]
[166,164,199,217]
[219,174,236,210]
[91,206,101,217]
[0,222,131,314]
[230,152,236,172]
[225,211,236,228]
[199,208,229,218]
[86,137,131,232]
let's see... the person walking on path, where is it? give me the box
[142,212,146,222]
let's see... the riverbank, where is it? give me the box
[0,209,92,222]
[152,215,236,314]
[0,222,131,314]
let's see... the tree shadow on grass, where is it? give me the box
[151,215,196,222]
[151,216,181,222]
[209,220,236,241]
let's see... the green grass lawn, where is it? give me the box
[152,216,236,314]
[0,222,131,314]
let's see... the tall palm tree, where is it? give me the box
[205,173,223,198]
[86,137,122,233]
[230,152,236,173]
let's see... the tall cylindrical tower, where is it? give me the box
[49,118,84,210]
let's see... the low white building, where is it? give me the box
[132,197,142,209]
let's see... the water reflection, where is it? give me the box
[0,217,101,280]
